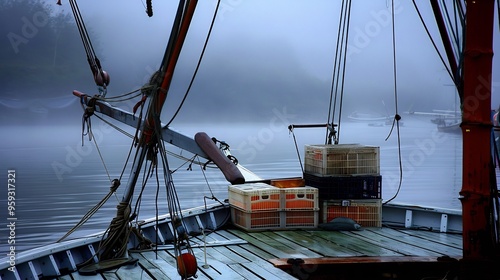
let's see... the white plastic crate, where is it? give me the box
[304,144,380,176]
[228,183,281,212]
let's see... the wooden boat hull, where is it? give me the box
[0,202,465,280]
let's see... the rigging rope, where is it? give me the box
[146,0,153,17]
[288,126,304,173]
[57,179,121,242]
[439,0,465,94]
[440,0,461,57]
[58,92,147,243]
[383,0,403,205]
[165,0,221,127]
[68,0,109,93]
[326,0,352,145]
[411,0,458,89]
[61,1,203,275]
[79,96,113,181]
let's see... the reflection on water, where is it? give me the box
[0,120,463,254]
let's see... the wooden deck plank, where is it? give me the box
[399,229,463,248]
[150,250,179,269]
[31,226,467,280]
[101,271,119,280]
[189,251,246,280]
[131,252,174,280]
[308,230,404,256]
[69,272,106,280]
[366,228,462,256]
[114,262,154,280]
[187,247,245,279]
[274,230,365,257]
[196,231,300,279]
[190,232,227,246]
[190,232,247,248]
[347,229,438,256]
[210,245,253,264]
[228,229,309,258]
[233,243,276,261]
[226,263,264,279]
[204,231,235,242]
[192,246,242,265]
[214,229,246,241]
[240,261,298,280]
[260,231,323,258]
[223,244,301,280]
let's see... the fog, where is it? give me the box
[0,1,494,251]
[1,0,499,125]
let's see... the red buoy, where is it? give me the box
[177,252,197,278]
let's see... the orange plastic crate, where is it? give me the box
[230,207,281,230]
[228,183,281,212]
[230,207,319,231]
[321,199,382,227]
[284,210,318,228]
[282,187,319,210]
[270,177,305,188]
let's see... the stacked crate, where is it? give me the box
[303,144,382,227]
[228,182,319,231]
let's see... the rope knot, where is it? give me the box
[110,179,120,192]
[84,96,98,119]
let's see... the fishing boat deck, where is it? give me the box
[52,226,461,280]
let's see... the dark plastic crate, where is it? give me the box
[303,173,381,199]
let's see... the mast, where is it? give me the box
[96,0,198,263]
[460,0,497,269]
[121,0,197,204]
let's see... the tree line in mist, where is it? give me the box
[1,0,93,95]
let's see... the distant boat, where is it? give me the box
[436,119,461,133]
[347,111,391,122]
[406,109,461,133]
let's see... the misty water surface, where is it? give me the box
[0,118,463,254]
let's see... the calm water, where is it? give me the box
[0,118,464,255]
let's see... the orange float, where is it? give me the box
[177,252,197,278]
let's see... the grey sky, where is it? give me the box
[27,0,500,120]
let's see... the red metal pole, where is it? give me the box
[142,0,198,143]
[460,0,495,262]
[121,0,197,205]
